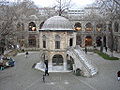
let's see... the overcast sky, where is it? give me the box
[32,0,96,9]
[8,0,96,9]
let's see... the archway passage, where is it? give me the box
[52,54,63,66]
[28,35,36,47]
[85,36,92,46]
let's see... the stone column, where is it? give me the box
[106,21,110,47]
[92,21,96,45]
[63,54,67,71]
[48,53,53,71]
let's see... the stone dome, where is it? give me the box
[41,16,73,30]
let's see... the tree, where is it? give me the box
[55,0,72,16]
[0,0,39,54]
[95,0,120,56]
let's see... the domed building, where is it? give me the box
[39,16,76,71]
[35,16,97,77]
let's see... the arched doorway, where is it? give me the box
[28,22,36,31]
[52,54,63,66]
[85,36,92,46]
[96,36,102,47]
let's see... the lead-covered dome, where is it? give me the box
[41,16,73,30]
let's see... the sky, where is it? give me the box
[6,0,96,9]
[32,0,96,9]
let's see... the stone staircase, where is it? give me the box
[67,46,98,77]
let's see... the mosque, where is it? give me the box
[35,16,98,77]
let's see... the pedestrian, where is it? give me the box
[25,51,29,58]
[105,46,107,52]
[85,46,87,54]
[117,71,120,81]
[45,68,49,76]
[42,75,45,83]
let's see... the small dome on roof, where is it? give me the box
[41,16,73,30]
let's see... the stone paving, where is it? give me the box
[0,51,120,90]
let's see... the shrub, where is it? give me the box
[94,50,119,60]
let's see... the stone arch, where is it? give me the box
[52,54,64,66]
[85,36,92,46]
[28,35,36,47]
[74,22,82,31]
[96,36,102,47]
[114,21,119,32]
[28,22,36,31]
[85,22,93,31]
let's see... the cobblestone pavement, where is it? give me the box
[0,51,120,90]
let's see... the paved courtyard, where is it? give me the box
[0,51,120,90]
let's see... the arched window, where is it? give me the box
[114,22,119,32]
[74,22,82,31]
[96,24,102,31]
[42,35,46,48]
[85,22,93,31]
[17,22,24,31]
[55,35,60,49]
[52,54,63,66]
[28,22,36,31]
[69,38,73,46]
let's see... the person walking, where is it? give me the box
[117,71,120,81]
[25,51,29,58]
[105,46,108,52]
[85,46,87,54]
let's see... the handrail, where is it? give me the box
[67,47,91,75]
